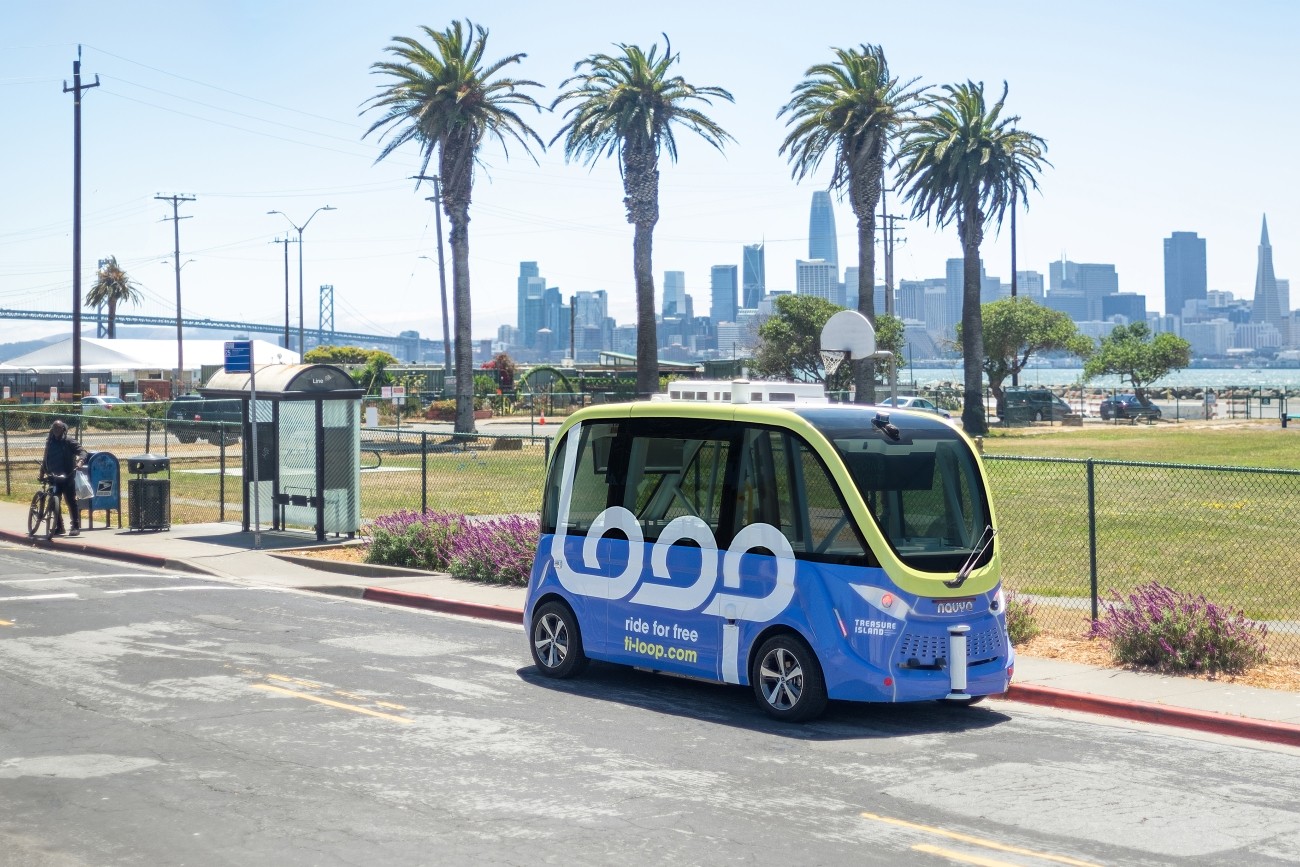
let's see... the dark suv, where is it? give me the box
[1099,394,1161,421]
[166,395,243,444]
[999,388,1078,424]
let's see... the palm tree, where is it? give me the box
[894,81,1048,434]
[551,37,733,398]
[85,256,141,338]
[778,44,923,404]
[363,20,543,433]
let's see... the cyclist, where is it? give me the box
[39,420,85,537]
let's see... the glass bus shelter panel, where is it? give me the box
[278,400,319,530]
[321,399,361,534]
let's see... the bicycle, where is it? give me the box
[28,474,67,539]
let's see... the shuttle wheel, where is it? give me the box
[530,601,588,679]
[751,635,827,722]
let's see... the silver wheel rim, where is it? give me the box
[534,612,569,669]
[758,647,804,711]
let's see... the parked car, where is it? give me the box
[165,395,243,444]
[1099,393,1162,421]
[1000,388,1078,424]
[81,395,127,411]
[878,395,952,419]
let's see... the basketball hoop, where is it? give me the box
[820,349,846,377]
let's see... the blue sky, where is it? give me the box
[2,1,1296,348]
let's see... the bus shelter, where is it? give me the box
[201,364,363,541]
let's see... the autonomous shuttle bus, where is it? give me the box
[523,381,1009,721]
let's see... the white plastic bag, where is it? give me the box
[74,469,93,501]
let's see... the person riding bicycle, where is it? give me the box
[39,419,85,536]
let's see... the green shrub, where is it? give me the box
[1004,589,1040,646]
[1092,582,1267,675]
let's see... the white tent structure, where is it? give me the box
[2,338,298,374]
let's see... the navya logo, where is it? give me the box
[934,598,975,615]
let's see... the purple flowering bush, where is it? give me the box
[1092,582,1267,675]
[365,510,539,587]
[1004,590,1040,646]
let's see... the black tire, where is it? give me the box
[27,491,46,536]
[175,432,197,444]
[751,634,827,722]
[1033,410,1044,423]
[530,601,588,678]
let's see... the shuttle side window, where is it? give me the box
[542,423,621,535]
[621,421,734,542]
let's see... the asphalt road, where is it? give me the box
[3,545,1300,866]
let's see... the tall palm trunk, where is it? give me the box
[850,163,882,403]
[106,297,118,339]
[443,143,476,434]
[959,204,987,435]
[624,147,660,398]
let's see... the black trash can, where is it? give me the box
[127,454,171,531]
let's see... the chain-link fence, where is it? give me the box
[985,455,1300,659]
[0,409,550,529]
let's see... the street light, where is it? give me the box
[268,206,335,356]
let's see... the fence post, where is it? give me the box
[2,411,9,497]
[146,418,152,454]
[1087,458,1099,622]
[421,431,428,515]
[544,435,552,466]
[219,423,226,522]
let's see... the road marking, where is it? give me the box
[250,683,413,724]
[0,573,177,585]
[0,619,13,627]
[104,586,238,595]
[911,843,1017,866]
[860,812,1102,867]
[267,673,323,689]
[0,593,78,603]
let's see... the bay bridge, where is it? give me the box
[0,307,437,361]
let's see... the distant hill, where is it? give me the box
[0,334,62,364]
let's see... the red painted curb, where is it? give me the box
[998,683,1300,748]
[0,528,175,570]
[360,586,525,626]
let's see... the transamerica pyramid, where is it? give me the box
[1250,215,1283,327]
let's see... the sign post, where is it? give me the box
[223,341,259,548]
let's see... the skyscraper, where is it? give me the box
[710,265,738,324]
[742,243,765,309]
[1164,231,1207,318]
[1251,215,1285,329]
[796,259,838,303]
[517,261,546,346]
[662,271,687,317]
[808,191,838,269]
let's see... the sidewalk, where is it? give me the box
[3,500,1299,747]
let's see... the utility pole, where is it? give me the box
[271,236,296,348]
[879,178,907,401]
[414,175,453,377]
[156,194,195,394]
[64,46,98,399]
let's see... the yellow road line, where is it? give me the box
[266,673,323,689]
[0,619,13,627]
[912,843,1018,866]
[861,812,1102,867]
[375,700,407,710]
[251,684,413,724]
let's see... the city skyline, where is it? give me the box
[2,2,1296,349]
